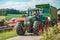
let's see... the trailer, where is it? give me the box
[36,4,57,26]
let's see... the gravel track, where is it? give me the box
[7,33,42,40]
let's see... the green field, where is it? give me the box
[5,14,22,20]
[0,31,18,40]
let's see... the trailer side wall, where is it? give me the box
[50,6,57,21]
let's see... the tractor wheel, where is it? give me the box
[33,21,39,35]
[16,22,25,35]
[33,21,43,35]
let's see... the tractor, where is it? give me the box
[16,8,48,35]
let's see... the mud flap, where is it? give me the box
[45,20,49,31]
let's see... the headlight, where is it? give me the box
[48,17,51,21]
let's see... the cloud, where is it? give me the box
[0,1,39,10]
[0,0,60,10]
[0,0,32,2]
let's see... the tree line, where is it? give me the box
[0,8,26,16]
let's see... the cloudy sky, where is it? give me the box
[0,0,60,10]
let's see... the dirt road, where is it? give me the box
[7,33,42,40]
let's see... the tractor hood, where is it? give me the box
[25,16,35,21]
[24,16,35,25]
[16,16,35,21]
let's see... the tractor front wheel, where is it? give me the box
[16,22,25,35]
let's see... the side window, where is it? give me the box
[28,12,32,16]
[39,10,43,15]
[32,11,35,16]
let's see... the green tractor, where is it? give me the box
[16,8,47,35]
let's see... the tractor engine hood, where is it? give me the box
[24,16,35,25]
[25,16,35,21]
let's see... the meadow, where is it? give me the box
[5,14,22,20]
[0,31,18,40]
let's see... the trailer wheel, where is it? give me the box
[16,22,25,35]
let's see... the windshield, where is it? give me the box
[27,9,43,16]
[27,11,37,16]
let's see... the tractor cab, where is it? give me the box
[27,8,47,23]
[27,8,43,16]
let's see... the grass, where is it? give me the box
[5,14,23,20]
[0,30,18,40]
[0,14,26,21]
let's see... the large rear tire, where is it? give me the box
[16,22,25,35]
[33,21,43,35]
[33,21,39,35]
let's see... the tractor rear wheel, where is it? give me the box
[33,21,39,35]
[33,21,43,35]
[16,22,25,35]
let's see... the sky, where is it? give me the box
[0,0,60,10]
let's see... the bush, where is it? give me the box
[41,26,59,40]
